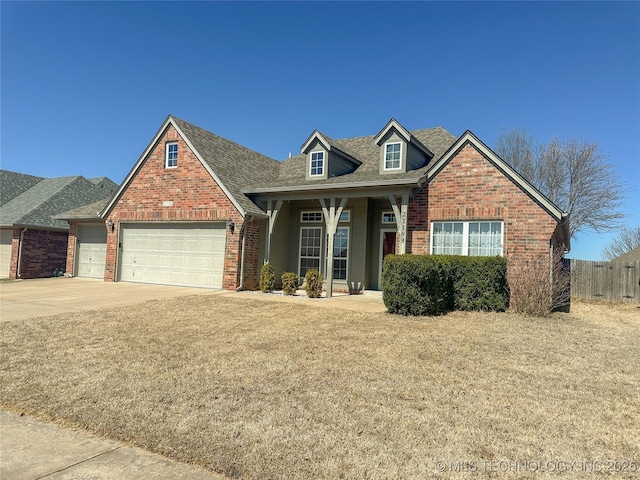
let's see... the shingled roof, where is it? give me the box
[0,170,117,230]
[171,117,281,215]
[244,126,457,192]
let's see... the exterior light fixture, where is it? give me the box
[227,218,235,234]
[107,219,115,232]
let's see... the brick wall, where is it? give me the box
[65,223,77,275]
[241,218,262,289]
[104,124,246,290]
[9,228,68,279]
[407,143,558,261]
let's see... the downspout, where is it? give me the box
[235,216,253,291]
[17,228,28,278]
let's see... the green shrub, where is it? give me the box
[259,263,275,293]
[304,269,324,298]
[281,272,300,295]
[450,256,508,312]
[382,254,508,316]
[382,255,452,316]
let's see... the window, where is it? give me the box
[166,142,178,168]
[384,142,402,170]
[431,221,503,256]
[339,210,350,222]
[381,211,396,224]
[301,211,322,222]
[333,227,349,280]
[310,151,324,176]
[299,227,322,277]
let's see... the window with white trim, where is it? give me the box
[299,227,322,277]
[339,210,350,222]
[166,142,178,168]
[431,221,503,256]
[381,211,396,224]
[310,151,324,176]
[333,226,349,280]
[301,211,322,222]
[384,142,402,170]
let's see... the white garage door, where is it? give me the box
[0,229,13,278]
[119,223,226,289]
[76,224,107,279]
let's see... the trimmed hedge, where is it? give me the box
[382,254,508,316]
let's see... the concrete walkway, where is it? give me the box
[0,277,216,322]
[0,410,227,479]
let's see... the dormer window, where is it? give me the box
[310,151,324,176]
[166,142,178,168]
[384,142,402,170]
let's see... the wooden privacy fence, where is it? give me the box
[567,259,639,303]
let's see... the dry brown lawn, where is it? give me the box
[1,295,639,479]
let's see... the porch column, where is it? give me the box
[264,199,282,264]
[320,197,347,298]
[388,194,408,254]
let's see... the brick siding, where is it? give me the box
[406,143,558,261]
[9,228,68,279]
[104,124,255,290]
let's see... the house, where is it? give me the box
[614,246,640,262]
[60,115,570,296]
[0,170,117,279]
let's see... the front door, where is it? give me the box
[379,230,397,289]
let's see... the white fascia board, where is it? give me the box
[102,115,247,219]
[374,118,411,145]
[425,131,565,222]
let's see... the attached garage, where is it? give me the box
[118,223,226,289]
[75,224,107,279]
[0,229,13,278]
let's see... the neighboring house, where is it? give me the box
[614,246,640,262]
[0,170,117,279]
[60,115,570,296]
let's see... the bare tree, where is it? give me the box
[602,226,640,260]
[495,129,626,240]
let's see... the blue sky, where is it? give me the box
[1,1,638,260]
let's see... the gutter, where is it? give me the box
[17,228,27,278]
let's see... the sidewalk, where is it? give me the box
[0,410,227,480]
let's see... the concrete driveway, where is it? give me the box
[0,277,216,322]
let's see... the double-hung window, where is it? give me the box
[166,142,178,168]
[333,227,349,280]
[431,221,503,256]
[310,151,324,176]
[299,227,322,277]
[384,142,402,170]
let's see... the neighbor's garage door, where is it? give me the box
[0,229,13,278]
[119,223,226,289]
[76,224,107,279]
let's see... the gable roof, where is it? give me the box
[300,130,362,166]
[103,115,280,218]
[425,130,567,223]
[614,245,640,262]
[0,170,43,205]
[243,125,457,193]
[0,171,118,230]
[374,118,434,158]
